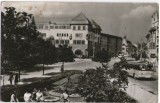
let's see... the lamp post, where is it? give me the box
[18,36,25,81]
[42,37,47,75]
[86,34,89,57]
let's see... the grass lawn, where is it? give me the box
[1,70,84,102]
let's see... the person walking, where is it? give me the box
[10,91,19,102]
[14,73,19,85]
[8,74,14,85]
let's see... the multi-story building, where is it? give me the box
[36,13,94,56]
[146,11,159,58]
[121,36,136,56]
[36,12,123,57]
[100,33,122,56]
[122,36,128,56]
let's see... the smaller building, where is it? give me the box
[122,36,136,56]
[146,11,159,58]
[100,33,122,56]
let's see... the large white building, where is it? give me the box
[146,11,159,58]
[36,12,124,57]
[36,13,100,56]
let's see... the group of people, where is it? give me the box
[10,88,70,102]
[24,88,44,102]
[10,88,44,102]
[8,73,19,85]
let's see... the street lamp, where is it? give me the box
[18,36,25,81]
[86,34,89,57]
[42,36,47,75]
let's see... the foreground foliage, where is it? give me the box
[77,57,136,102]
[1,7,75,73]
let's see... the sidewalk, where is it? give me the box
[126,81,158,103]
[1,59,92,86]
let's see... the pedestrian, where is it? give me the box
[24,89,32,102]
[61,64,64,74]
[10,91,19,102]
[14,73,19,85]
[31,88,37,101]
[60,89,70,102]
[8,74,14,85]
[36,89,44,102]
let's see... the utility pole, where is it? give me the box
[140,38,143,61]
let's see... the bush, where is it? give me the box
[77,57,136,102]
[92,49,111,63]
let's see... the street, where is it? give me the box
[1,58,158,103]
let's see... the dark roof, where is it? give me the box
[100,33,122,39]
[90,19,101,30]
[70,12,90,24]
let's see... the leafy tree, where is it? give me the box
[56,45,75,62]
[92,49,111,63]
[77,57,135,102]
[1,7,47,79]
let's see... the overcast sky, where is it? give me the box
[2,2,158,43]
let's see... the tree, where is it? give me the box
[1,7,44,80]
[56,45,75,62]
[92,49,111,63]
[77,57,135,102]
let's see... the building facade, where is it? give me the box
[146,11,159,58]
[36,12,123,57]
[36,13,93,56]
[100,33,122,56]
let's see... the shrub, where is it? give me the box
[77,57,136,102]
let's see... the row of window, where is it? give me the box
[73,26,86,30]
[38,25,87,30]
[149,42,156,49]
[38,25,71,29]
[55,40,85,45]
[55,40,69,45]
[57,33,69,37]
[73,40,85,44]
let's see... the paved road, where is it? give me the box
[1,58,158,102]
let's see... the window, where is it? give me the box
[67,26,70,29]
[56,40,59,44]
[82,40,85,44]
[65,40,69,44]
[67,34,68,37]
[57,33,58,37]
[62,33,63,37]
[76,33,82,38]
[39,24,43,29]
[77,40,81,44]
[45,26,48,29]
[55,26,58,29]
[73,26,76,30]
[60,40,64,44]
[64,33,66,37]
[83,26,86,30]
[78,26,81,30]
[73,40,76,44]
[62,26,66,29]
[50,26,54,29]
